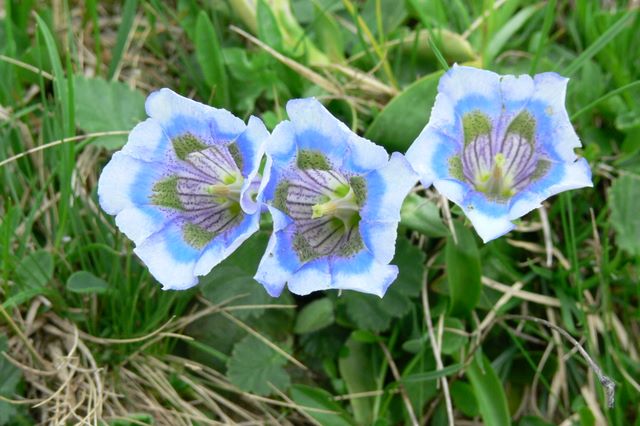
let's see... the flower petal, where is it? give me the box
[133,220,202,290]
[146,88,245,141]
[527,73,581,162]
[98,152,168,244]
[254,221,303,297]
[359,220,398,264]
[286,98,349,168]
[458,191,515,243]
[329,250,399,297]
[287,258,332,295]
[361,152,417,222]
[405,125,461,186]
[236,116,270,214]
[439,65,502,118]
[342,134,389,174]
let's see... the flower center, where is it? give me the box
[452,110,550,202]
[207,172,244,203]
[311,184,360,225]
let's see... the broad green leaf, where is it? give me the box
[402,349,438,415]
[294,298,334,334]
[465,354,511,426]
[446,222,481,317]
[342,292,392,332]
[400,193,448,237]
[226,335,291,396]
[73,75,145,149]
[609,174,640,256]
[365,71,443,153]
[200,232,275,319]
[194,11,229,107]
[257,0,283,51]
[290,385,355,426]
[338,336,377,425]
[313,4,344,62]
[450,381,479,418]
[66,271,109,294]
[15,249,53,289]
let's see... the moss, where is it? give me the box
[297,150,331,170]
[448,155,464,180]
[172,133,207,160]
[227,142,243,170]
[151,176,183,210]
[349,176,367,207]
[506,110,536,143]
[462,111,492,145]
[182,223,215,249]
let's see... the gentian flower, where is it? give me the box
[406,65,592,242]
[98,89,269,289]
[255,98,417,297]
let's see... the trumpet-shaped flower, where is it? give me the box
[98,89,269,289]
[255,98,417,297]
[406,65,592,242]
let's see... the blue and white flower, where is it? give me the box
[98,89,269,289]
[255,98,417,297]
[406,65,592,243]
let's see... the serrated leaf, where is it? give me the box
[465,354,510,426]
[15,250,53,289]
[446,222,481,317]
[400,193,448,237]
[226,335,290,396]
[290,385,355,426]
[294,298,334,334]
[66,271,109,294]
[200,232,275,319]
[609,174,640,256]
[342,292,392,332]
[194,11,229,107]
[365,71,443,153]
[73,75,145,149]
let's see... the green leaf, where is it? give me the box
[342,237,425,331]
[486,4,541,62]
[194,11,229,107]
[290,385,355,426]
[465,354,511,426]
[73,75,145,149]
[0,335,22,425]
[402,363,463,383]
[66,271,109,294]
[609,174,640,256]
[446,222,481,317]
[200,232,275,319]
[365,70,443,153]
[450,381,479,418]
[15,249,53,289]
[402,318,467,355]
[106,0,138,80]
[313,4,344,63]
[400,193,448,237]
[338,336,377,425]
[226,335,291,396]
[257,0,283,51]
[294,298,334,334]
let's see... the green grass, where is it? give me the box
[0,0,639,425]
